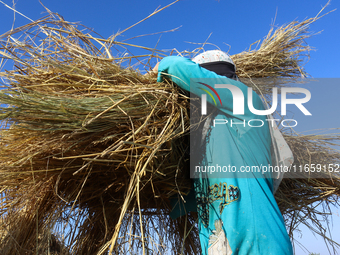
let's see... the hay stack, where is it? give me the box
[0,9,339,255]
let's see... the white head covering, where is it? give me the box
[192,50,235,66]
[269,115,294,193]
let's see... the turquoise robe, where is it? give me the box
[157,56,293,255]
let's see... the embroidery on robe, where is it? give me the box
[209,182,240,215]
[195,180,240,228]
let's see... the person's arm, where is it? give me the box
[156,56,265,118]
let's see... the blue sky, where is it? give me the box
[1,0,339,254]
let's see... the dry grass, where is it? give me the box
[0,4,339,255]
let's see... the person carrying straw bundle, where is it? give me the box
[1,4,339,253]
[152,50,294,255]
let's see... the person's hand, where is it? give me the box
[144,62,159,77]
[152,62,159,73]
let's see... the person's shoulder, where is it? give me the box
[163,55,187,60]
[160,55,191,64]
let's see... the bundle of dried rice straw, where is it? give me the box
[0,5,339,255]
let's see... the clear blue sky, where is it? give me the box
[1,0,339,254]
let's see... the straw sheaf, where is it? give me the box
[0,7,339,255]
[0,14,194,254]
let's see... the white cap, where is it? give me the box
[192,50,234,66]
